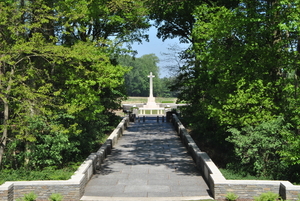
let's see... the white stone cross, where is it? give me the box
[147,72,155,98]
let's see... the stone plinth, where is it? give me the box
[144,97,159,108]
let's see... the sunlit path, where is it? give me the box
[81,117,212,201]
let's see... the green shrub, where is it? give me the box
[226,192,239,201]
[0,164,79,185]
[49,193,63,201]
[16,192,37,201]
[220,168,271,180]
[227,117,289,178]
[254,192,280,201]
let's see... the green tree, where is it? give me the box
[175,0,300,179]
[0,0,146,169]
[119,54,162,97]
[0,1,62,168]
[227,117,290,177]
[147,0,239,43]
[160,77,179,97]
[56,0,150,45]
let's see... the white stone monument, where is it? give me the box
[144,72,158,108]
[138,72,165,115]
[126,71,186,116]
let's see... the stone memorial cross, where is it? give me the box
[147,72,155,98]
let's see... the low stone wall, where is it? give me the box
[171,114,300,200]
[0,117,129,201]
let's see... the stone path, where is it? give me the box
[81,117,212,201]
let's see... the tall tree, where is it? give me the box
[119,54,162,97]
[147,0,239,43]
[175,0,300,179]
[56,0,150,45]
[0,0,148,169]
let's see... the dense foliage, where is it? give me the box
[171,0,300,182]
[0,0,149,170]
[118,54,161,96]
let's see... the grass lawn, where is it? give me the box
[123,97,177,104]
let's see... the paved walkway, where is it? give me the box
[81,117,212,201]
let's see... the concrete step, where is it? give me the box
[81,195,214,201]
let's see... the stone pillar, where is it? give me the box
[148,72,155,98]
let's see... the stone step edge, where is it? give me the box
[80,195,213,201]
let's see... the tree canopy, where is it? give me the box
[0,0,149,170]
[171,0,300,181]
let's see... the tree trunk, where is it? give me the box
[0,67,14,167]
[0,100,9,166]
[24,140,31,168]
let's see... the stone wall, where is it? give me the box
[0,182,13,201]
[2,114,300,200]
[0,117,129,201]
[171,114,300,200]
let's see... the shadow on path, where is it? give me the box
[81,118,212,200]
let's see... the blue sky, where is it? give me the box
[130,25,189,78]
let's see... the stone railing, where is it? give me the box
[0,117,129,201]
[171,114,300,200]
